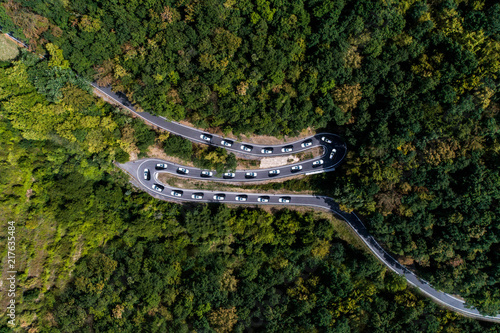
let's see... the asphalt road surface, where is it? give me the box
[96,84,500,322]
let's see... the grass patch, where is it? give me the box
[0,34,19,61]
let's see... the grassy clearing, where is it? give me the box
[0,34,19,61]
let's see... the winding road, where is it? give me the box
[95,84,500,323]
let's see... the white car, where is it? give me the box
[261,148,273,154]
[257,196,270,202]
[291,165,303,172]
[177,167,189,174]
[191,193,204,199]
[268,169,280,176]
[171,190,183,197]
[213,194,225,201]
[200,134,212,142]
[201,170,213,177]
[155,163,167,169]
[235,195,247,201]
[321,136,332,144]
[312,159,324,166]
[245,172,257,178]
[281,146,293,153]
[278,197,291,203]
[143,168,150,180]
[241,145,253,152]
[221,140,233,147]
[223,172,235,178]
[301,140,313,148]
[329,149,337,159]
[152,184,163,192]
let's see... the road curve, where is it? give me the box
[121,159,500,323]
[97,84,500,322]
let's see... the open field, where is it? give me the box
[0,34,19,61]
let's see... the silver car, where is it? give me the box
[213,194,225,201]
[201,170,213,177]
[261,148,273,154]
[241,145,253,152]
[152,184,163,192]
[245,172,257,178]
[171,190,183,197]
[191,193,204,199]
[200,134,212,142]
[268,169,280,176]
[221,140,233,147]
[177,167,189,174]
[301,140,313,148]
[155,163,167,169]
[143,168,150,180]
[223,172,235,178]
[329,149,337,159]
[312,159,324,166]
[321,136,332,144]
[291,165,303,172]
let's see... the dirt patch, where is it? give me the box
[260,155,299,169]
[235,159,260,170]
[129,151,138,161]
[0,34,19,61]
[158,173,311,194]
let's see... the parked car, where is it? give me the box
[301,140,313,148]
[268,169,280,176]
[213,194,225,201]
[143,168,150,180]
[312,159,324,167]
[240,145,253,152]
[281,146,293,153]
[201,170,213,177]
[245,172,257,178]
[278,197,291,203]
[235,195,248,201]
[223,172,235,178]
[171,190,183,197]
[200,134,212,142]
[329,149,337,159]
[152,184,163,192]
[257,196,270,202]
[191,193,204,199]
[261,148,273,154]
[177,167,189,174]
[291,165,303,172]
[155,163,167,169]
[321,136,332,144]
[221,140,233,147]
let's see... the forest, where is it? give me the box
[0,59,499,330]
[2,53,498,331]
[0,0,499,329]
